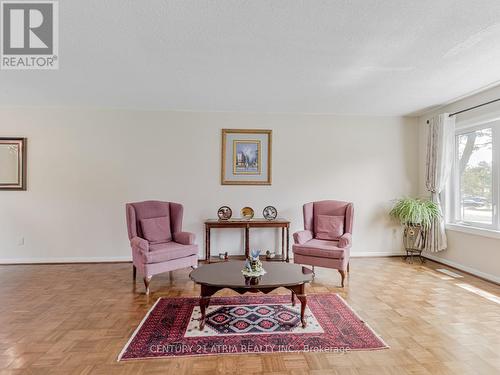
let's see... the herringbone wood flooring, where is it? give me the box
[0,257,499,374]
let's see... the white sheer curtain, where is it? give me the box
[424,113,455,252]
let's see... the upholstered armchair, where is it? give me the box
[292,200,353,287]
[126,200,199,294]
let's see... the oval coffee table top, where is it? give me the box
[190,261,313,288]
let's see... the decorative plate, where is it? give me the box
[241,206,254,219]
[263,206,277,220]
[217,206,232,220]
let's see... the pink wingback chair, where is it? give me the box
[126,200,199,294]
[292,200,353,287]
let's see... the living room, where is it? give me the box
[0,1,499,374]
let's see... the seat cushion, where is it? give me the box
[140,216,171,244]
[293,239,347,259]
[315,215,344,240]
[143,241,197,264]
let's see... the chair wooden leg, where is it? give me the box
[132,265,136,281]
[347,262,350,273]
[143,276,152,295]
[339,270,346,288]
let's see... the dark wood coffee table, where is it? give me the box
[190,261,313,330]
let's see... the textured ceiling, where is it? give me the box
[2,0,500,115]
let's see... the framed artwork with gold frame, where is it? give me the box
[0,137,27,190]
[221,129,272,185]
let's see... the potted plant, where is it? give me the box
[389,197,441,263]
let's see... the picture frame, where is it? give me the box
[221,129,272,185]
[0,137,27,190]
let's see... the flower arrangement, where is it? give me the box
[242,250,266,277]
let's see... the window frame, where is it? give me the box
[449,119,500,231]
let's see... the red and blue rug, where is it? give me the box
[118,294,388,360]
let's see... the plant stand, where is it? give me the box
[403,225,425,264]
[404,248,425,264]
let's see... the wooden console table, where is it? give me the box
[204,218,290,262]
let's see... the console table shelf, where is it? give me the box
[205,255,287,264]
[204,218,290,262]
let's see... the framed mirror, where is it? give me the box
[0,138,27,190]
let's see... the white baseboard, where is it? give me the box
[0,256,132,264]
[350,251,405,257]
[423,253,500,284]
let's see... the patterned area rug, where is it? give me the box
[118,294,388,360]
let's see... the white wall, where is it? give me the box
[418,85,500,282]
[0,108,418,263]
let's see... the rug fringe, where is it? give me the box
[117,297,163,362]
[119,345,388,361]
[335,294,390,349]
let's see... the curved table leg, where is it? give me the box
[199,285,219,330]
[296,294,307,328]
[286,284,307,328]
[199,297,209,330]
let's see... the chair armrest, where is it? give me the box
[174,231,195,245]
[338,233,352,248]
[293,230,313,245]
[130,236,149,252]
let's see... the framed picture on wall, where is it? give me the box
[221,129,272,185]
[0,137,27,190]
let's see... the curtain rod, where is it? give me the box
[426,97,500,124]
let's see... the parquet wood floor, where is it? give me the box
[0,257,499,374]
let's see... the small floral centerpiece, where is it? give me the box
[242,250,266,277]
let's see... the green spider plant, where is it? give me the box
[389,197,441,229]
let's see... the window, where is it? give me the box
[450,121,499,231]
